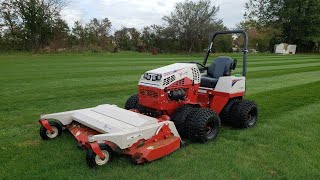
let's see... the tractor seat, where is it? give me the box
[200,56,236,88]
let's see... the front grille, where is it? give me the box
[192,67,200,82]
[173,79,185,86]
[163,75,176,86]
[140,89,159,98]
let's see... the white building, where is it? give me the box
[274,43,297,54]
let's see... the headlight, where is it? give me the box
[143,73,162,81]
[143,73,151,80]
[152,75,157,81]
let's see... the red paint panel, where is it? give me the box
[210,95,229,114]
[136,136,180,163]
[124,124,181,163]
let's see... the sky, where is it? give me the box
[60,0,247,31]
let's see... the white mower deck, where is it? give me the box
[41,104,180,149]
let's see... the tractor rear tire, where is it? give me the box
[170,104,197,138]
[187,108,220,143]
[125,94,139,110]
[220,98,241,124]
[86,144,113,168]
[40,121,62,140]
[231,100,258,128]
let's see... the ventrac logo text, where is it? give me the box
[232,79,242,87]
[178,71,188,77]
[163,68,184,77]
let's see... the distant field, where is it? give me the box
[0,52,319,179]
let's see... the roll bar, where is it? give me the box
[203,30,248,77]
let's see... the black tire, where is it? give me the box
[187,108,220,143]
[137,104,161,117]
[170,104,197,138]
[39,121,62,140]
[220,98,241,124]
[231,100,258,128]
[125,94,139,110]
[86,144,113,168]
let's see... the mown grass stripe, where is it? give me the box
[235,62,320,73]
[247,66,320,79]
[247,71,320,95]
[3,61,319,77]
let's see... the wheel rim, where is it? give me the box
[46,126,58,139]
[95,150,110,166]
[248,108,257,126]
[205,117,218,140]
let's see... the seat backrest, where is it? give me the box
[207,56,234,78]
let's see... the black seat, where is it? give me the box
[200,56,236,88]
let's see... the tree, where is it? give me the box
[142,25,166,51]
[0,0,68,51]
[50,18,69,51]
[71,21,88,49]
[87,18,112,50]
[236,21,281,52]
[0,0,25,50]
[244,0,274,27]
[163,0,224,53]
[128,28,140,51]
[244,0,320,53]
[114,27,131,51]
[114,27,141,51]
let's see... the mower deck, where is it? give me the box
[39,104,181,166]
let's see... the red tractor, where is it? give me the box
[125,30,258,142]
[38,30,258,167]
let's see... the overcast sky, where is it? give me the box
[61,0,247,31]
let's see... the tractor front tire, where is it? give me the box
[39,121,62,140]
[187,108,220,143]
[170,104,197,138]
[86,144,113,168]
[125,94,139,110]
[231,100,258,128]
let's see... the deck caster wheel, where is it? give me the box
[40,121,62,140]
[86,144,113,168]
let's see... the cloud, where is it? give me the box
[61,7,83,26]
[61,0,246,30]
[215,0,247,28]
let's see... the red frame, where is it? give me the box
[138,80,244,116]
[139,77,200,115]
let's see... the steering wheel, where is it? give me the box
[189,62,206,73]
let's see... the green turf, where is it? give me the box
[0,52,319,179]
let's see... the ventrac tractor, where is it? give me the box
[38,30,258,167]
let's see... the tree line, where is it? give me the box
[0,0,319,53]
[0,0,232,53]
[240,0,320,53]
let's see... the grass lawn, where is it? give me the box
[0,52,319,179]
